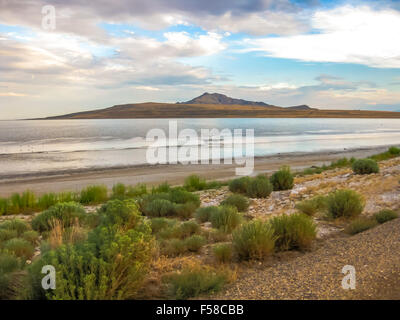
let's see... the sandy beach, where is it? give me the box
[0,145,391,197]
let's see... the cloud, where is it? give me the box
[244,5,400,68]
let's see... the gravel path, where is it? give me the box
[215,218,400,300]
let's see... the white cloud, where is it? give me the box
[244,5,400,68]
[134,86,160,91]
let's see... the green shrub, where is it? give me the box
[373,209,399,224]
[126,184,147,198]
[79,185,108,204]
[152,182,171,194]
[184,235,206,252]
[213,243,232,263]
[111,183,127,199]
[166,266,227,299]
[221,194,249,212]
[150,218,177,234]
[345,217,378,235]
[352,158,379,174]
[0,252,21,299]
[22,230,40,245]
[168,189,200,207]
[145,199,176,217]
[326,189,364,219]
[57,191,79,203]
[26,201,153,300]
[246,176,273,198]
[184,175,207,191]
[233,220,276,260]
[389,146,400,155]
[174,202,197,219]
[205,229,229,243]
[98,199,141,228]
[270,166,294,191]
[0,198,9,216]
[0,229,18,242]
[37,193,58,211]
[269,213,317,251]
[228,176,251,194]
[195,206,219,223]
[295,196,327,216]
[0,219,29,236]
[210,205,241,233]
[161,238,187,256]
[178,221,200,238]
[31,202,86,232]
[4,238,34,260]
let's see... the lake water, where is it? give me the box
[1,118,400,178]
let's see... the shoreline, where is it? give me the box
[0,145,393,197]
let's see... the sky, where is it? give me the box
[1,0,400,119]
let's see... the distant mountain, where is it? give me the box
[179,92,277,107]
[41,93,400,119]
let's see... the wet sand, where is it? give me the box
[0,145,391,197]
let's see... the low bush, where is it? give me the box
[269,213,317,251]
[166,266,227,299]
[152,182,171,194]
[389,146,400,155]
[98,199,141,228]
[228,177,251,194]
[174,202,197,219]
[161,238,187,256]
[195,206,219,223]
[0,229,18,242]
[21,230,40,245]
[246,176,273,198]
[178,221,200,238]
[111,183,126,200]
[0,252,21,299]
[79,185,108,204]
[0,219,29,236]
[373,209,399,224]
[126,184,147,198]
[345,217,378,235]
[326,189,364,219]
[295,195,327,216]
[184,235,206,252]
[184,175,207,191]
[37,193,58,211]
[232,220,276,260]
[150,218,177,234]
[31,202,86,232]
[168,189,200,207]
[210,205,241,233]
[204,229,229,243]
[221,194,249,212]
[145,199,176,217]
[4,238,34,260]
[352,159,379,175]
[26,200,154,300]
[270,166,294,191]
[213,243,232,263]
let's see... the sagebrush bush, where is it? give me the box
[0,229,18,242]
[373,209,399,224]
[269,213,317,251]
[184,235,206,252]
[345,217,378,235]
[232,220,276,260]
[168,189,200,207]
[145,199,176,217]
[22,230,40,245]
[228,177,251,194]
[246,176,273,198]
[4,238,34,260]
[111,183,126,199]
[0,219,29,236]
[213,243,232,263]
[205,228,229,243]
[150,218,177,234]
[37,193,58,211]
[166,266,227,299]
[270,166,294,191]
[221,194,249,212]
[79,185,108,204]
[174,202,197,219]
[152,182,171,194]
[26,200,154,300]
[31,202,86,232]
[195,206,219,223]
[161,238,187,256]
[352,158,379,174]
[126,184,147,198]
[178,221,200,238]
[184,175,207,191]
[326,189,364,219]
[0,252,21,299]
[98,199,141,228]
[389,146,400,155]
[295,195,327,216]
[210,205,241,233]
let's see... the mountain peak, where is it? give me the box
[178,92,274,107]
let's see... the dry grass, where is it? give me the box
[48,218,85,249]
